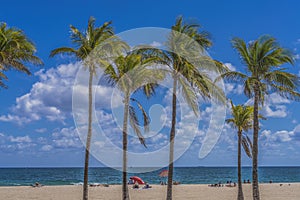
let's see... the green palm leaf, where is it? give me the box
[0,22,43,88]
[128,105,146,147]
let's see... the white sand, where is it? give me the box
[0,183,299,200]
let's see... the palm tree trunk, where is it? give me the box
[237,129,244,200]
[166,76,178,200]
[83,71,93,200]
[122,93,130,200]
[252,83,260,200]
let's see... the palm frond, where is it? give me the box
[242,135,252,158]
[0,22,43,77]
[0,70,8,88]
[49,47,77,57]
[128,105,147,147]
[216,71,247,83]
[130,98,150,133]
[178,76,199,116]
[231,37,252,67]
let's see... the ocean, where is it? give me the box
[0,167,299,186]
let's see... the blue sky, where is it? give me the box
[0,0,300,167]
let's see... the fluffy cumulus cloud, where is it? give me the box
[41,144,53,151]
[245,93,291,118]
[0,63,79,124]
[52,127,83,149]
[262,93,291,118]
[8,135,32,143]
[225,83,244,95]
[260,124,300,148]
[0,126,86,153]
[0,62,122,125]
[150,41,162,47]
[0,134,36,152]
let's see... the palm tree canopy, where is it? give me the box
[226,101,255,158]
[50,17,128,74]
[104,53,164,95]
[219,35,300,103]
[226,101,254,132]
[103,53,164,146]
[133,17,227,116]
[0,23,43,88]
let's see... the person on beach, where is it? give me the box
[133,182,139,189]
[160,181,166,185]
[128,179,134,185]
[31,182,43,187]
[143,182,152,189]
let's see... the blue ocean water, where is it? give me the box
[0,167,299,186]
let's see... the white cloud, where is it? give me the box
[41,145,53,151]
[0,134,36,152]
[150,41,162,47]
[225,83,243,95]
[267,93,290,104]
[263,105,287,118]
[8,135,32,143]
[261,93,291,118]
[0,143,37,151]
[260,124,300,148]
[224,63,236,71]
[0,62,122,125]
[35,128,47,133]
[246,93,291,118]
[52,127,82,149]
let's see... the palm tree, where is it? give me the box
[226,101,254,200]
[50,17,127,200]
[0,22,43,88]
[135,16,226,200]
[103,53,163,200]
[220,35,300,200]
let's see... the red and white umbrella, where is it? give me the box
[130,176,145,184]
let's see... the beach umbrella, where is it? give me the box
[130,176,145,184]
[159,170,168,177]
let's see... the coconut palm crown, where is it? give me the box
[0,22,43,88]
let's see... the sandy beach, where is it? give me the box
[0,183,299,200]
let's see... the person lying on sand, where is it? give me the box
[31,182,43,187]
[143,182,152,189]
[132,183,139,189]
[225,182,236,187]
[173,181,180,185]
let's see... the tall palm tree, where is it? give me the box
[226,101,254,200]
[135,16,226,200]
[104,53,163,200]
[0,22,43,88]
[50,17,127,200]
[220,35,300,200]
